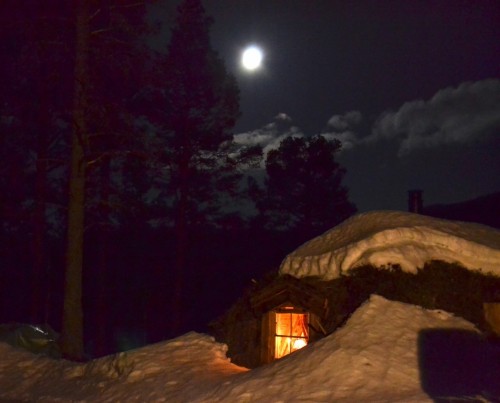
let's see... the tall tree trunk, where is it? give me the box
[171,155,190,335]
[94,161,111,357]
[60,0,89,361]
[31,67,51,325]
[31,141,48,324]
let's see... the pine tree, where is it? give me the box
[61,0,153,360]
[0,0,74,325]
[256,135,357,241]
[153,0,240,334]
[1,0,154,359]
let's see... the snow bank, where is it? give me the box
[1,296,495,402]
[0,332,246,402]
[280,210,500,280]
[197,295,479,402]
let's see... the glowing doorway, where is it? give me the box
[274,308,309,359]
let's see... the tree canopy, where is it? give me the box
[0,0,358,359]
[146,0,241,334]
[255,135,357,240]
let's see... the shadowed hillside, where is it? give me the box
[424,192,500,229]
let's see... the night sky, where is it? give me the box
[153,0,500,212]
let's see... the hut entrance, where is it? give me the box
[233,275,328,366]
[261,303,313,363]
[274,307,309,359]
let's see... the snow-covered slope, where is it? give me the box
[1,295,494,402]
[280,210,500,280]
[197,295,483,402]
[1,212,499,401]
[0,332,247,402]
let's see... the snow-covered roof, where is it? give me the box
[280,211,500,280]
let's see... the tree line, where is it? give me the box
[0,0,356,360]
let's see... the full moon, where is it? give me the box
[241,46,263,71]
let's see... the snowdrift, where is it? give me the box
[1,212,499,401]
[280,210,500,280]
[2,296,496,402]
[197,295,483,402]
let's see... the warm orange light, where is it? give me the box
[274,311,309,359]
[292,338,307,350]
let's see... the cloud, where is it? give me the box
[233,113,304,156]
[368,79,500,156]
[233,111,364,158]
[321,131,359,150]
[321,110,363,150]
[327,110,362,131]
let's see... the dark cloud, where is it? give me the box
[322,110,363,150]
[327,110,362,131]
[367,79,500,156]
[233,113,304,157]
[233,80,500,160]
[233,110,364,159]
[233,110,365,156]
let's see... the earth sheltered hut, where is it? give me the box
[210,275,337,368]
[211,211,500,368]
[249,275,328,365]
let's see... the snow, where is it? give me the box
[2,295,497,402]
[0,332,247,402]
[1,212,499,401]
[280,210,500,280]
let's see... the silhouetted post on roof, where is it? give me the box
[408,190,423,214]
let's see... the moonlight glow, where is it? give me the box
[241,46,263,71]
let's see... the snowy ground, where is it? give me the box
[280,210,500,279]
[1,295,498,402]
[2,212,499,401]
